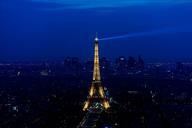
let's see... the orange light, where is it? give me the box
[83,101,89,111]
[103,100,110,109]
[89,85,94,97]
[99,86,104,98]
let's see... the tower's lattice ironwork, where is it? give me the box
[83,36,110,112]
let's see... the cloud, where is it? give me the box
[30,0,192,9]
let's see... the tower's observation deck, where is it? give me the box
[83,36,110,112]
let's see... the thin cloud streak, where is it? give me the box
[30,0,192,9]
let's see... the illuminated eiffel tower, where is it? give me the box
[83,35,110,112]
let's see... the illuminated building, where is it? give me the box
[83,35,110,112]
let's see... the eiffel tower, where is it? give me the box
[83,35,110,112]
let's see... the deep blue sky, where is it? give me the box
[1,0,192,61]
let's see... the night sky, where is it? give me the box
[1,0,192,61]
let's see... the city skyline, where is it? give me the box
[1,1,192,127]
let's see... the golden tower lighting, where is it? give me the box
[83,35,110,111]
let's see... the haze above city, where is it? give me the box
[1,0,192,61]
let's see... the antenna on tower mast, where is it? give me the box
[95,32,99,42]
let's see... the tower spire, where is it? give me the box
[93,34,100,81]
[95,32,98,42]
[83,35,110,112]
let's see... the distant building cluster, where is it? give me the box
[0,56,192,81]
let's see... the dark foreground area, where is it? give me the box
[0,58,192,127]
[0,75,192,128]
